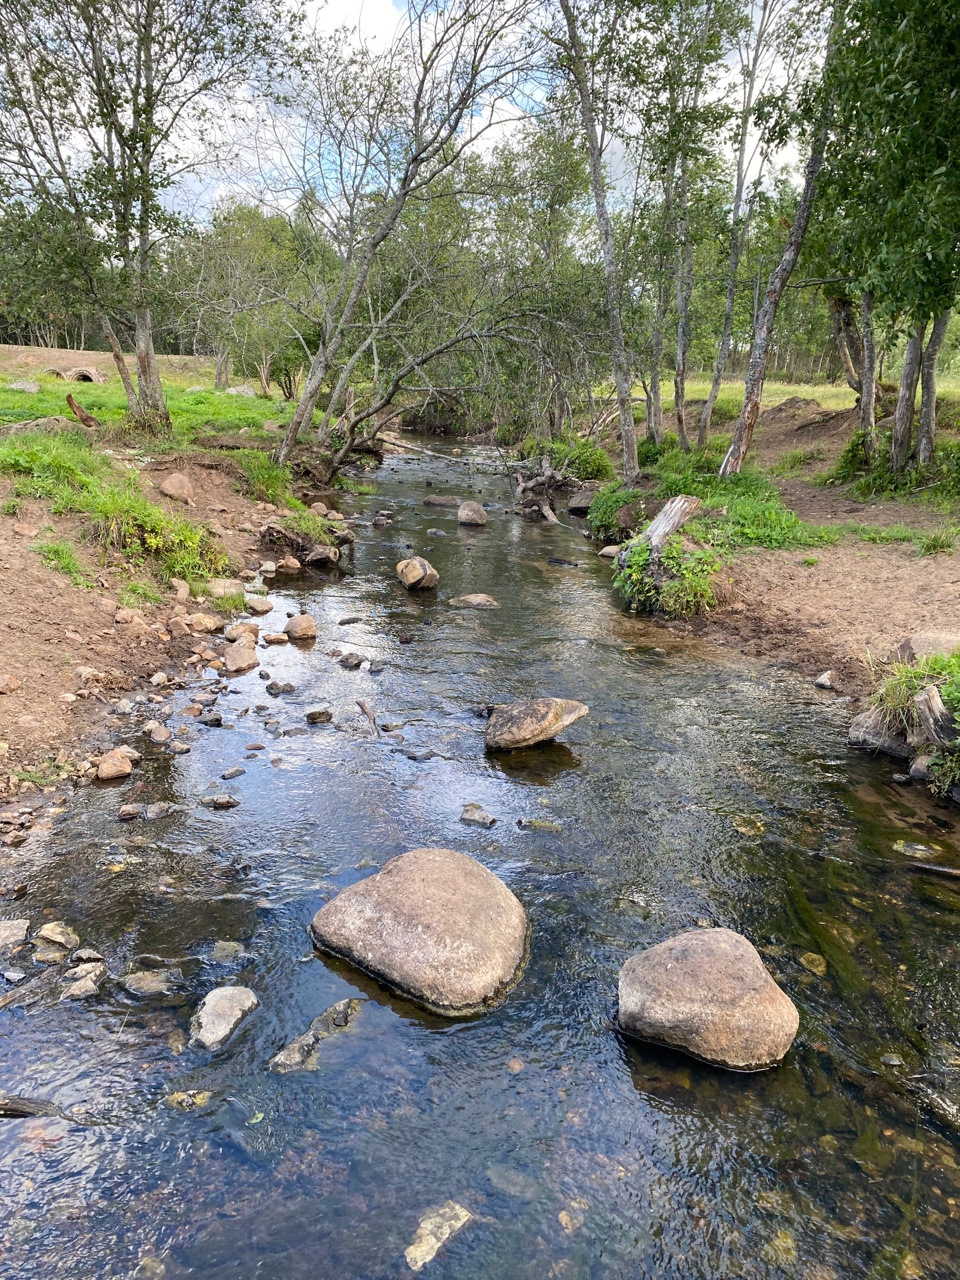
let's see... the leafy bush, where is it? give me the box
[614,536,725,617]
[586,484,647,543]
[929,750,960,797]
[518,434,615,482]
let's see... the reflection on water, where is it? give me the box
[1,442,959,1279]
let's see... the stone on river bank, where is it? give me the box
[284,613,317,641]
[190,985,259,1049]
[224,641,259,674]
[309,848,528,1016]
[485,697,588,750]
[397,556,439,590]
[617,927,799,1071]
[847,707,911,759]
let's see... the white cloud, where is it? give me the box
[306,0,406,40]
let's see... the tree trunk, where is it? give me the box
[97,308,140,415]
[889,324,925,472]
[648,324,664,446]
[215,348,231,390]
[860,290,878,465]
[699,255,739,446]
[719,114,830,477]
[133,305,170,426]
[673,161,693,452]
[256,361,272,398]
[829,295,862,393]
[916,309,951,466]
[278,356,326,464]
[559,0,639,485]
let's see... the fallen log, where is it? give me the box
[66,394,102,430]
[615,494,703,570]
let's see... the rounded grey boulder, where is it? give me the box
[457,500,487,526]
[309,847,528,1016]
[618,927,799,1071]
[485,697,588,750]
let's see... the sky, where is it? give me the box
[309,0,407,39]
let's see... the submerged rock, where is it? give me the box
[190,985,259,1049]
[268,997,365,1072]
[618,927,799,1071]
[123,969,182,998]
[405,1201,474,1272]
[309,847,528,1016]
[422,494,460,508]
[450,594,499,610]
[0,920,29,950]
[36,921,79,951]
[485,697,588,750]
[397,556,439,590]
[97,750,133,781]
[460,803,496,828]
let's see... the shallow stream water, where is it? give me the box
[2,442,960,1279]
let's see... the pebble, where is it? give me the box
[200,795,240,810]
[222,767,246,780]
[306,709,333,724]
[461,804,496,828]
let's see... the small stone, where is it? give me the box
[150,725,173,744]
[284,613,317,642]
[222,766,246,780]
[97,749,133,780]
[339,652,363,669]
[123,969,181,997]
[799,951,828,977]
[449,594,499,610]
[63,961,106,983]
[186,612,223,634]
[814,671,834,690]
[200,795,240,809]
[486,698,588,751]
[189,985,259,1049]
[245,595,273,616]
[225,622,259,643]
[0,919,30,950]
[118,804,144,821]
[61,976,100,1000]
[275,556,301,574]
[168,741,191,755]
[158,473,195,504]
[422,494,460,508]
[74,949,104,963]
[396,556,439,590]
[223,642,259,675]
[210,940,244,962]
[205,577,244,600]
[0,674,22,695]
[598,545,620,559]
[461,803,496,828]
[144,802,172,821]
[909,755,932,782]
[404,1201,474,1272]
[263,633,289,645]
[258,560,277,575]
[36,921,80,950]
[268,998,365,1072]
[13,522,39,537]
[457,500,487,526]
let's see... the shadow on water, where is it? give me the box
[1,439,959,1279]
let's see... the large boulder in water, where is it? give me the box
[397,556,439,590]
[457,500,487,526]
[485,697,588,750]
[618,927,799,1071]
[309,847,528,1016]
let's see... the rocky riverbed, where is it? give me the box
[1,441,959,1280]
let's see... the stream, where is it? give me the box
[1,441,959,1279]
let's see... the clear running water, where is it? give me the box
[1,442,959,1279]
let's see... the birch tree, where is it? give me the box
[0,0,280,428]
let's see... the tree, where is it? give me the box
[266,0,537,466]
[0,0,280,427]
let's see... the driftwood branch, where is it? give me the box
[66,395,102,430]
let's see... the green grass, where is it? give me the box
[820,430,960,513]
[586,484,648,543]
[118,579,166,607]
[838,520,957,556]
[595,436,835,616]
[929,750,960,797]
[0,428,228,583]
[34,537,90,586]
[870,651,960,737]
[232,449,299,505]
[279,510,336,544]
[517,432,616,482]
[768,446,826,477]
[335,477,376,495]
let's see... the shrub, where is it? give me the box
[518,434,615,482]
[614,536,725,617]
[586,484,647,543]
[234,450,296,505]
[279,510,336,545]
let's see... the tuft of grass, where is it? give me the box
[586,484,648,543]
[335,476,376,495]
[870,650,960,737]
[34,538,90,587]
[768,446,826,477]
[205,588,246,616]
[119,579,165,607]
[801,556,819,567]
[278,509,335,544]
[233,450,297,505]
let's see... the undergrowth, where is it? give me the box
[34,538,90,587]
[821,430,960,511]
[0,429,228,583]
[870,651,960,737]
[233,450,300,506]
[518,433,615,482]
[614,538,726,617]
[279,510,336,544]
